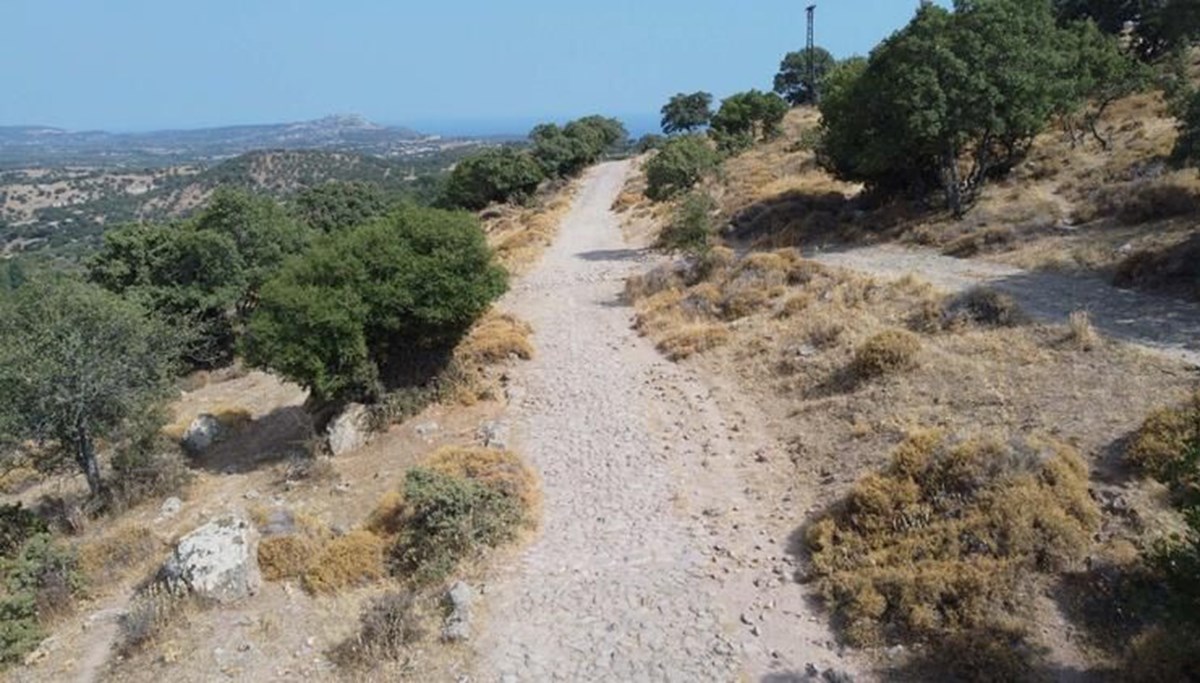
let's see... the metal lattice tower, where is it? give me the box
[806,5,817,104]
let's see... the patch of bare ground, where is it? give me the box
[626,246,1198,678]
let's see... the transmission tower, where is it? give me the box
[806,5,818,104]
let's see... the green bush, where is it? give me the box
[0,505,47,558]
[530,116,628,178]
[441,147,545,210]
[243,206,506,405]
[389,468,524,584]
[657,192,717,256]
[644,135,721,202]
[0,533,82,665]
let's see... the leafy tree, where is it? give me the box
[294,181,392,233]
[564,115,628,152]
[818,0,1073,216]
[660,92,714,135]
[1060,20,1152,148]
[243,206,507,406]
[1172,89,1200,168]
[441,147,545,210]
[531,116,628,177]
[0,278,181,497]
[773,48,838,106]
[635,134,666,153]
[191,188,310,297]
[709,90,789,153]
[1054,0,1200,60]
[644,135,721,201]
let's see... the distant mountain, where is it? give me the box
[0,115,428,168]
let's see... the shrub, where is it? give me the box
[329,591,424,668]
[1126,394,1200,483]
[293,181,391,233]
[807,433,1099,648]
[656,192,717,256]
[389,468,525,584]
[258,535,319,581]
[301,530,386,595]
[442,147,545,211]
[0,504,47,557]
[243,205,507,405]
[943,287,1027,328]
[77,525,160,586]
[425,447,540,513]
[850,329,921,379]
[1171,89,1200,169]
[117,580,191,655]
[644,135,721,201]
[0,533,82,665]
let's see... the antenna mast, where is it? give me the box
[806,5,817,104]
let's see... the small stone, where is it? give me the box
[414,421,440,438]
[182,414,223,455]
[159,497,183,518]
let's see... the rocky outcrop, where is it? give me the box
[327,403,372,456]
[161,516,260,603]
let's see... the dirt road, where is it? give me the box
[474,162,860,681]
[811,243,1200,366]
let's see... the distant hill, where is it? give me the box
[0,115,428,169]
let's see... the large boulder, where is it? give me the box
[161,516,261,603]
[181,414,223,455]
[327,403,372,456]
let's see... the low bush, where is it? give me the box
[942,287,1028,328]
[1126,393,1200,481]
[258,534,320,582]
[77,525,160,586]
[0,533,82,665]
[329,590,425,669]
[850,329,921,379]
[657,192,717,256]
[425,446,540,514]
[644,135,721,201]
[441,147,545,211]
[117,580,191,655]
[301,530,387,595]
[806,432,1099,649]
[0,504,47,557]
[389,467,527,584]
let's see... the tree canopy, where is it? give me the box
[773,48,837,106]
[644,135,722,201]
[660,92,714,135]
[293,181,392,233]
[441,147,546,211]
[1053,0,1200,60]
[242,206,507,406]
[817,0,1127,216]
[709,90,789,153]
[0,277,181,497]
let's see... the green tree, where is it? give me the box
[531,116,628,177]
[191,188,311,298]
[656,192,718,256]
[0,278,181,497]
[1060,19,1152,148]
[773,48,838,106]
[818,0,1073,216]
[709,90,789,153]
[294,181,392,233]
[441,147,545,210]
[644,135,722,201]
[1054,0,1200,60]
[660,92,714,135]
[243,206,507,406]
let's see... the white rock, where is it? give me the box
[442,581,476,642]
[159,496,183,517]
[182,414,223,455]
[161,516,261,603]
[327,403,372,456]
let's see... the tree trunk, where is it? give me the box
[941,149,964,218]
[75,424,104,498]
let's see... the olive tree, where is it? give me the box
[0,278,181,497]
[660,92,714,135]
[773,48,837,106]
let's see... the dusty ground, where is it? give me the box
[472,161,864,681]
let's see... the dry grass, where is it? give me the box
[301,530,387,595]
[484,181,577,274]
[1125,392,1200,480]
[1064,310,1100,351]
[806,432,1100,649]
[850,330,921,380]
[425,446,540,515]
[440,310,536,406]
[258,534,320,581]
[76,525,162,587]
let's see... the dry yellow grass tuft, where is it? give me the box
[1064,310,1100,351]
[424,446,541,515]
[1126,393,1200,479]
[484,181,577,274]
[258,534,320,581]
[455,312,534,365]
[850,330,921,380]
[301,530,387,595]
[77,525,162,586]
[806,432,1100,648]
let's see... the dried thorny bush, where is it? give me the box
[806,431,1099,649]
[329,590,425,669]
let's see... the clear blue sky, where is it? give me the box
[2,0,946,135]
